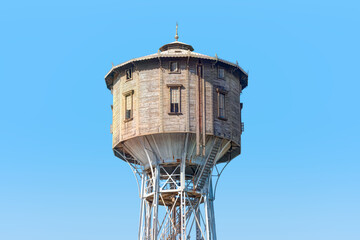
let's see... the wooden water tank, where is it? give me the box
[105,40,248,169]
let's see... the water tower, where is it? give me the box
[104,25,248,240]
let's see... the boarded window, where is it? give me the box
[125,94,133,119]
[170,62,179,73]
[170,87,180,113]
[126,68,132,80]
[218,93,225,119]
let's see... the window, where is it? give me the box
[216,88,228,120]
[125,68,132,80]
[167,84,182,114]
[125,95,132,119]
[218,93,225,118]
[123,90,134,121]
[169,62,179,73]
[218,68,225,79]
[170,88,180,113]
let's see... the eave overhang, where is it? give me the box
[105,52,248,90]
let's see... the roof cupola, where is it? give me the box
[159,23,194,52]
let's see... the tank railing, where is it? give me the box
[150,176,198,194]
[142,174,202,202]
[159,165,181,191]
[159,178,180,191]
[185,177,195,191]
[144,176,155,195]
[143,175,183,195]
[159,180,180,192]
[158,176,197,193]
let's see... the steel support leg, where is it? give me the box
[139,174,146,240]
[145,202,152,240]
[152,164,160,240]
[196,208,202,240]
[204,194,211,240]
[209,180,217,240]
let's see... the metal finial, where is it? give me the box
[175,22,179,41]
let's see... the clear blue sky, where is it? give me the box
[1,0,359,239]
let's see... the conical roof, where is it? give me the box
[104,26,248,90]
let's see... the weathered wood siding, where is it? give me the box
[137,61,160,135]
[111,58,243,149]
[162,59,187,132]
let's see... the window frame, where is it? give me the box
[218,67,225,79]
[167,84,183,115]
[123,90,134,122]
[125,68,133,81]
[216,88,228,120]
[169,61,180,74]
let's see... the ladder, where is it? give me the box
[195,138,222,191]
